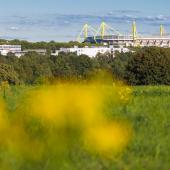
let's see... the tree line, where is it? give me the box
[0,39,98,52]
[0,46,170,85]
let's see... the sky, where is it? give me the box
[0,0,170,42]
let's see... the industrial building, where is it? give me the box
[78,22,170,48]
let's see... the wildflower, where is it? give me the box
[118,86,132,104]
[84,121,132,154]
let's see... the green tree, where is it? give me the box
[0,63,19,84]
[126,47,170,85]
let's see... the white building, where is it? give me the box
[0,45,22,56]
[0,45,47,57]
[53,46,130,58]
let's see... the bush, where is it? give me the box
[0,63,19,84]
[125,47,170,85]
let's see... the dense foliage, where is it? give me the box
[126,47,170,85]
[0,63,19,84]
[0,45,170,85]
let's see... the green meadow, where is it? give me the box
[0,85,170,170]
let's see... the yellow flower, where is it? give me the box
[29,84,104,127]
[84,121,132,154]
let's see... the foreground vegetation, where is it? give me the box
[0,85,169,170]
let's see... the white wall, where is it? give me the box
[57,47,130,58]
[0,45,22,56]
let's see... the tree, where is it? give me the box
[0,63,19,84]
[51,53,95,81]
[18,52,53,84]
[96,52,114,71]
[126,47,170,85]
[112,52,132,81]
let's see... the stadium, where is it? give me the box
[78,22,170,47]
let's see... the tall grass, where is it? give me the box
[0,85,170,170]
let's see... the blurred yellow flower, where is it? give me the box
[27,83,133,155]
[0,80,133,161]
[84,121,132,154]
[29,84,104,127]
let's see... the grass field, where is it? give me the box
[0,85,170,170]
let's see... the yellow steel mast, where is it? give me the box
[101,22,106,38]
[77,24,97,42]
[160,24,164,37]
[83,24,89,39]
[132,21,137,40]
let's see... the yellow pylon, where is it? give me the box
[83,24,89,39]
[132,21,137,40]
[101,22,106,38]
[77,24,97,42]
[160,24,164,37]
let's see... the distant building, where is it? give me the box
[0,45,47,57]
[0,45,21,56]
[0,44,129,58]
[52,46,130,58]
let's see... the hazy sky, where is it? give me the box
[0,0,170,41]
